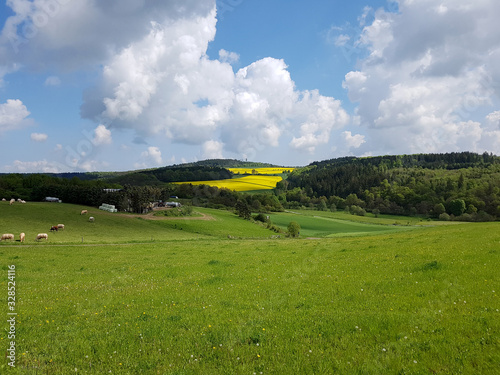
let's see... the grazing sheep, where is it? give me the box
[81,210,88,215]
[89,217,95,222]
[20,233,25,243]
[10,199,15,205]
[57,224,65,230]
[21,200,26,204]
[50,226,58,232]
[1,234,14,241]
[2,198,5,201]
[36,233,48,241]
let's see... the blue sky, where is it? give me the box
[0,0,499,172]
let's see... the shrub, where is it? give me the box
[287,221,300,237]
[349,205,366,216]
[253,213,270,223]
[439,213,450,221]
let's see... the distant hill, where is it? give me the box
[34,159,282,183]
[106,166,232,186]
[103,159,287,186]
[170,159,282,168]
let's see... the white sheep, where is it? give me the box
[57,224,65,230]
[36,233,48,241]
[89,217,95,222]
[1,234,14,241]
[19,233,25,243]
[81,210,88,215]
[9,199,15,205]
[1,198,5,201]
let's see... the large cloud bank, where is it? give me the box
[78,6,349,159]
[1,0,499,171]
[342,0,500,155]
[1,0,349,162]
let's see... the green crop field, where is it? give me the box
[268,211,417,238]
[0,201,499,374]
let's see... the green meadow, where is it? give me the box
[268,211,416,238]
[0,202,499,374]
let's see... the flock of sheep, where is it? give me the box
[0,200,95,243]
[2,198,26,204]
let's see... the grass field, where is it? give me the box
[269,211,417,238]
[0,202,279,243]
[174,175,283,192]
[0,202,499,374]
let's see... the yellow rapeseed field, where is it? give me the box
[174,175,283,192]
[228,167,295,175]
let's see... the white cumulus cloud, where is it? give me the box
[92,124,112,145]
[0,99,32,132]
[202,140,224,159]
[44,76,61,86]
[135,146,163,169]
[341,0,500,156]
[30,132,48,142]
[218,49,239,64]
[78,10,350,160]
[5,160,62,173]
[342,131,365,149]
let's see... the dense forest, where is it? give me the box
[0,152,498,220]
[283,152,500,220]
[107,166,232,186]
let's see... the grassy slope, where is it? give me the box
[0,203,276,243]
[0,202,411,243]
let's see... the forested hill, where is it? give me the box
[106,166,232,186]
[285,152,500,219]
[308,152,498,170]
[173,159,279,168]
[105,160,281,185]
